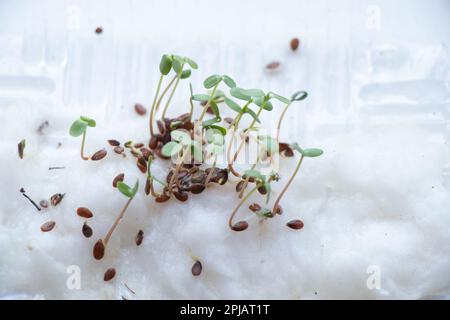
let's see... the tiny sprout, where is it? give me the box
[272,143,323,214]
[69,116,97,160]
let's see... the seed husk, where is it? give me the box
[39,200,49,209]
[114,146,124,154]
[82,222,93,238]
[174,190,188,202]
[91,149,107,161]
[134,143,144,149]
[290,37,300,51]
[157,120,165,134]
[283,147,294,157]
[155,194,170,203]
[189,183,205,194]
[137,156,147,173]
[287,219,304,230]
[135,230,144,246]
[41,221,56,232]
[50,193,65,206]
[266,61,280,70]
[113,173,125,188]
[134,103,147,116]
[236,180,245,193]
[104,268,116,281]
[257,185,267,195]
[77,207,94,218]
[140,148,152,161]
[249,203,262,212]
[149,136,158,149]
[274,204,283,215]
[18,139,26,159]
[191,260,202,276]
[232,221,248,232]
[108,139,120,146]
[93,239,105,260]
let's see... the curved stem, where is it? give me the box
[149,74,164,136]
[204,155,217,185]
[272,155,304,213]
[104,196,134,246]
[276,102,291,142]
[168,147,189,196]
[155,75,177,112]
[80,131,89,160]
[228,185,258,229]
[161,75,181,120]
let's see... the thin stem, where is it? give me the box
[196,82,220,125]
[204,154,217,185]
[276,101,291,141]
[155,75,177,111]
[188,97,194,122]
[149,74,164,136]
[272,155,304,213]
[80,131,89,160]
[161,74,181,120]
[228,185,258,229]
[238,162,257,199]
[168,147,189,195]
[104,196,134,246]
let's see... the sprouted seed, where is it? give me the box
[69,116,97,160]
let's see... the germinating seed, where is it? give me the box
[135,230,144,246]
[93,239,105,260]
[77,207,93,218]
[108,139,120,146]
[82,222,93,238]
[113,173,125,188]
[191,260,202,276]
[91,149,107,161]
[287,219,304,230]
[104,268,116,281]
[134,103,147,116]
[41,221,56,232]
[140,148,152,161]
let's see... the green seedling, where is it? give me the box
[69,116,97,160]
[276,91,308,141]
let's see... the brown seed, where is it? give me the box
[18,139,25,159]
[135,230,144,246]
[174,190,188,202]
[108,139,120,146]
[257,185,267,195]
[274,204,283,215]
[224,117,234,124]
[290,37,300,51]
[279,142,290,152]
[91,149,107,161]
[236,180,245,193]
[140,148,152,161]
[93,239,105,260]
[283,147,294,157]
[145,179,151,195]
[114,146,124,154]
[50,193,65,206]
[206,106,214,114]
[82,222,93,238]
[134,142,144,149]
[266,61,280,70]
[134,103,147,116]
[104,268,116,281]
[287,219,304,230]
[149,136,158,149]
[189,183,205,194]
[249,203,262,212]
[112,173,125,188]
[136,156,147,173]
[39,200,49,209]
[77,207,93,218]
[155,194,170,203]
[40,221,56,232]
[157,120,165,134]
[95,27,103,34]
[191,260,202,276]
[232,221,249,232]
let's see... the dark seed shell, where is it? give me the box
[108,139,120,146]
[77,207,93,218]
[40,221,56,232]
[39,200,49,209]
[91,149,107,161]
[157,120,165,134]
[137,157,147,174]
[274,204,283,215]
[236,180,245,192]
[257,185,267,195]
[287,219,304,230]
[155,194,170,203]
[93,239,105,260]
[266,61,280,70]
[50,193,65,206]
[149,136,158,149]
[82,222,93,238]
[114,146,124,154]
[283,147,294,157]
[189,183,205,194]
[135,230,144,246]
[191,260,202,276]
[174,190,188,202]
[113,173,125,188]
[134,103,146,116]
[232,221,248,232]
[104,268,116,281]
[279,142,290,152]
[145,179,151,195]
[249,203,262,212]
[134,143,144,149]
[290,37,300,51]
[140,148,152,161]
